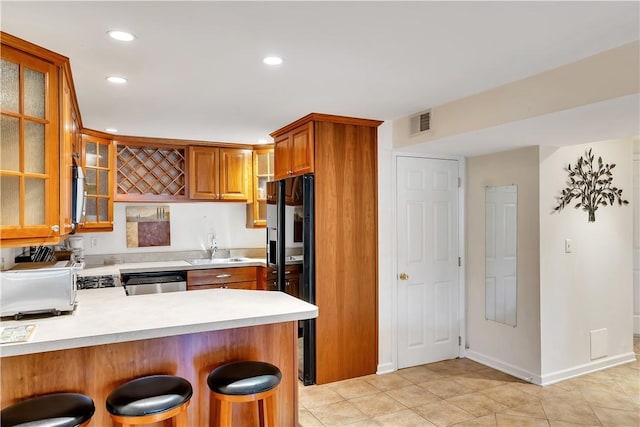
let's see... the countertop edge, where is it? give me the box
[0,308,318,357]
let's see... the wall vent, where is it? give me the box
[409,109,431,136]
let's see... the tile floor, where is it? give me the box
[298,338,640,426]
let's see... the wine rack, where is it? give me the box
[116,144,186,200]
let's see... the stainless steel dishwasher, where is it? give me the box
[122,271,187,296]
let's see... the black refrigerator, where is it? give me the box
[266,175,316,385]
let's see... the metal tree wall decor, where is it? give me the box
[554,148,628,222]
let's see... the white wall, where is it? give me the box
[539,139,635,383]
[634,140,640,335]
[465,146,542,382]
[377,121,395,374]
[81,202,265,255]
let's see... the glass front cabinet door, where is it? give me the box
[1,44,60,244]
[79,134,114,232]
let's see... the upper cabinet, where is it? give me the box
[246,147,274,227]
[116,141,187,202]
[59,67,81,236]
[0,33,77,247]
[189,146,252,201]
[273,122,314,180]
[79,133,114,232]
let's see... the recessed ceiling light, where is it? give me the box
[263,56,283,65]
[106,76,127,84]
[105,128,118,133]
[107,30,136,42]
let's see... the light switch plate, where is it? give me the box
[564,239,572,253]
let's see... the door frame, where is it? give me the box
[391,151,467,372]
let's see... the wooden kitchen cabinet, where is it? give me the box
[78,133,114,232]
[1,33,67,247]
[246,147,274,228]
[273,122,314,180]
[59,66,81,237]
[187,267,257,290]
[189,146,252,201]
[271,113,383,384]
[116,141,187,202]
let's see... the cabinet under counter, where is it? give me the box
[0,287,317,426]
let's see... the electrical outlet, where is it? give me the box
[90,237,98,248]
[564,239,572,253]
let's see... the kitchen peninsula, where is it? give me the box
[0,287,317,426]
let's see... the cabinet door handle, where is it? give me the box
[216,274,232,278]
[284,270,291,274]
[285,280,290,287]
[271,270,277,274]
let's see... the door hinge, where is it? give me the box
[457,177,461,188]
[458,257,461,267]
[458,336,461,346]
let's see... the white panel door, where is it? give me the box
[397,156,459,368]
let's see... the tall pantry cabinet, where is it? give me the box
[271,113,382,384]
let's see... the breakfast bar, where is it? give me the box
[0,287,318,426]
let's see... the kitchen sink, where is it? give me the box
[185,257,251,265]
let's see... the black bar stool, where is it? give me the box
[0,392,95,427]
[106,374,192,427]
[207,361,282,427]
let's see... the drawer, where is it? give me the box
[187,267,256,286]
[187,280,256,291]
[266,264,300,281]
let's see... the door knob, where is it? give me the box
[399,272,409,280]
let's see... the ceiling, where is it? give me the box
[2,1,639,154]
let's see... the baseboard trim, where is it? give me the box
[377,362,395,375]
[540,352,637,386]
[465,349,542,385]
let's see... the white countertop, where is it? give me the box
[78,258,267,277]
[0,287,318,357]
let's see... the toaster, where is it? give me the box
[1,264,79,319]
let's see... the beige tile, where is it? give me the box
[547,421,601,427]
[454,373,508,391]
[419,378,477,399]
[386,384,441,408]
[579,387,638,411]
[446,392,509,417]
[481,384,541,408]
[591,405,640,427]
[299,408,323,426]
[413,400,475,426]
[330,378,380,400]
[349,391,407,417]
[454,358,490,372]
[299,385,344,409]
[370,409,438,426]
[519,385,586,402]
[308,400,368,426]
[364,372,413,391]
[452,414,498,426]
[500,401,547,420]
[495,413,550,426]
[473,368,523,384]
[342,420,380,427]
[425,360,475,377]
[397,365,445,383]
[541,399,601,425]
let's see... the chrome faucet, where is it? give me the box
[209,235,218,260]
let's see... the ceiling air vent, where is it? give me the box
[409,109,431,136]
